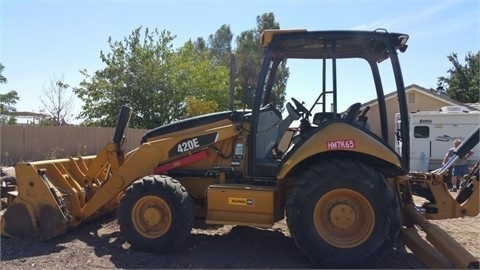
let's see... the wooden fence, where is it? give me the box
[0,125,149,166]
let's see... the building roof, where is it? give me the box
[362,84,479,111]
[9,111,48,118]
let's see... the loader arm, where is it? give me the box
[81,123,240,220]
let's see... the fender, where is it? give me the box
[278,122,403,179]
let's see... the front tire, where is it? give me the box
[118,175,194,253]
[286,159,400,268]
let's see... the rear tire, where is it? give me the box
[286,159,400,268]
[118,175,194,253]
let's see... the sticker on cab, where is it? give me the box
[228,197,254,206]
[327,139,356,150]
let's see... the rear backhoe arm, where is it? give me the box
[400,127,480,269]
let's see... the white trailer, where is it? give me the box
[395,105,480,172]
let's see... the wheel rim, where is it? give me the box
[132,195,172,239]
[313,188,375,248]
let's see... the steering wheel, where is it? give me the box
[291,97,311,118]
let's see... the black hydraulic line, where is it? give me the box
[456,160,479,204]
[437,127,479,175]
[38,169,70,222]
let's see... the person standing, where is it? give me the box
[442,139,474,192]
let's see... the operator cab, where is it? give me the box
[248,29,410,178]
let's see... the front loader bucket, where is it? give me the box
[1,194,68,241]
[1,155,115,240]
[1,105,131,240]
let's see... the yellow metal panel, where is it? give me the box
[1,162,73,240]
[260,29,307,48]
[279,122,402,179]
[206,184,277,227]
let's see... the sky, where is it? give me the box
[1,0,479,124]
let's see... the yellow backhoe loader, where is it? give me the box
[1,29,479,269]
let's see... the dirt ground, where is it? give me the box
[1,165,479,269]
[1,207,479,269]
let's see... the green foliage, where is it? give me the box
[172,40,229,111]
[0,90,19,113]
[207,24,233,67]
[234,30,261,108]
[185,96,218,117]
[74,27,229,129]
[0,113,17,125]
[0,90,19,125]
[438,51,480,103]
[194,37,207,52]
[75,13,288,129]
[0,63,6,84]
[233,12,287,111]
[37,117,58,126]
[0,64,19,125]
[74,27,176,128]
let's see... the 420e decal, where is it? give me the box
[168,133,218,157]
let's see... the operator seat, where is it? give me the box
[253,103,281,161]
[255,102,301,161]
[343,102,362,122]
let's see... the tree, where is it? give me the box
[175,40,230,117]
[0,63,19,125]
[74,27,229,129]
[0,91,19,125]
[0,63,6,84]
[194,37,207,52]
[207,24,233,67]
[233,12,288,111]
[185,96,218,117]
[39,75,75,125]
[438,51,480,103]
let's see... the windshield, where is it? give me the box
[260,55,398,142]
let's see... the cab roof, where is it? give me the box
[260,29,409,62]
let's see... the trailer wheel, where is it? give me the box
[286,159,400,268]
[118,175,194,253]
